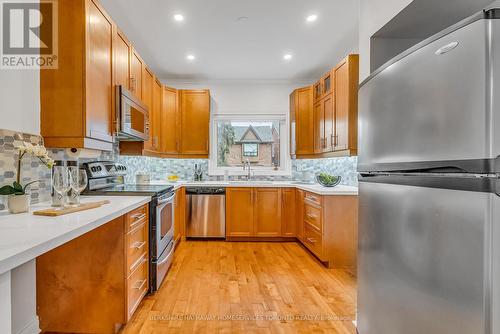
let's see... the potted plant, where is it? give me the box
[0,142,54,213]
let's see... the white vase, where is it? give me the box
[7,194,30,214]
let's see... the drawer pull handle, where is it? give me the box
[306,237,317,244]
[306,213,317,219]
[133,279,147,290]
[130,255,147,272]
[131,241,146,250]
[130,213,147,227]
[131,213,146,220]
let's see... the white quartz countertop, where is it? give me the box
[0,195,150,275]
[144,180,358,196]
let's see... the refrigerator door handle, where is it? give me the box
[435,41,459,55]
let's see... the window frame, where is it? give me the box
[242,143,259,157]
[209,114,292,176]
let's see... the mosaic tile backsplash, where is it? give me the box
[0,127,357,211]
[117,155,358,186]
[0,129,52,210]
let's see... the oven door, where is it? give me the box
[156,192,175,258]
[156,239,174,290]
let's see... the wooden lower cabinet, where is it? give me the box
[254,188,281,237]
[36,204,150,333]
[174,187,185,242]
[226,188,254,237]
[282,188,297,237]
[296,189,305,241]
[226,188,282,238]
[300,192,358,269]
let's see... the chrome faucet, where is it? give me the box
[243,159,252,181]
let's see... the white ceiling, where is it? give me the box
[99,0,360,82]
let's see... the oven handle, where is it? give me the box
[157,242,175,265]
[157,193,175,206]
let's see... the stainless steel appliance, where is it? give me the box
[357,9,500,334]
[115,85,149,141]
[185,187,226,238]
[82,161,174,293]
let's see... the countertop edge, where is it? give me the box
[169,182,358,196]
[0,197,151,275]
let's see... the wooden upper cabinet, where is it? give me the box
[281,189,296,237]
[41,0,114,151]
[114,29,131,90]
[290,53,359,159]
[290,86,314,156]
[322,93,334,153]
[86,0,113,144]
[179,90,210,156]
[150,78,163,153]
[313,81,322,102]
[254,188,282,237]
[322,71,333,96]
[161,86,179,155]
[334,54,359,154]
[313,101,324,154]
[130,48,143,101]
[142,68,154,151]
[226,188,254,237]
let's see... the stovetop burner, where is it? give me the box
[98,184,174,195]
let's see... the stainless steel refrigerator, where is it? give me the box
[357,9,500,334]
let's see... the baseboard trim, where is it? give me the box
[15,316,40,334]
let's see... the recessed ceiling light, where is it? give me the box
[186,54,196,61]
[283,54,293,61]
[306,14,318,22]
[174,14,184,22]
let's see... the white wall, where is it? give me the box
[0,70,40,135]
[359,0,414,81]
[163,80,308,116]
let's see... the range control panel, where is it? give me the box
[83,161,127,179]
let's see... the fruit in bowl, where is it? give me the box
[168,175,179,182]
[316,173,341,187]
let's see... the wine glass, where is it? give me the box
[52,166,70,207]
[69,167,88,206]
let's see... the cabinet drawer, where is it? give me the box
[303,223,324,260]
[126,221,148,277]
[304,203,322,232]
[304,192,322,206]
[126,254,148,320]
[126,204,148,232]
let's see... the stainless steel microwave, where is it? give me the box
[115,85,149,141]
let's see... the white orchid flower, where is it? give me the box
[24,142,34,154]
[17,144,26,153]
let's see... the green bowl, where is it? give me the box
[316,175,342,187]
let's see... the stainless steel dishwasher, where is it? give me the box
[185,187,226,238]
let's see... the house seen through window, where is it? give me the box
[216,120,281,169]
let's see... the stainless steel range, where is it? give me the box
[82,161,175,293]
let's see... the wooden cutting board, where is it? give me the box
[33,200,110,217]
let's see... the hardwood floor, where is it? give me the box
[121,241,357,333]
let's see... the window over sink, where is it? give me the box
[209,115,291,176]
